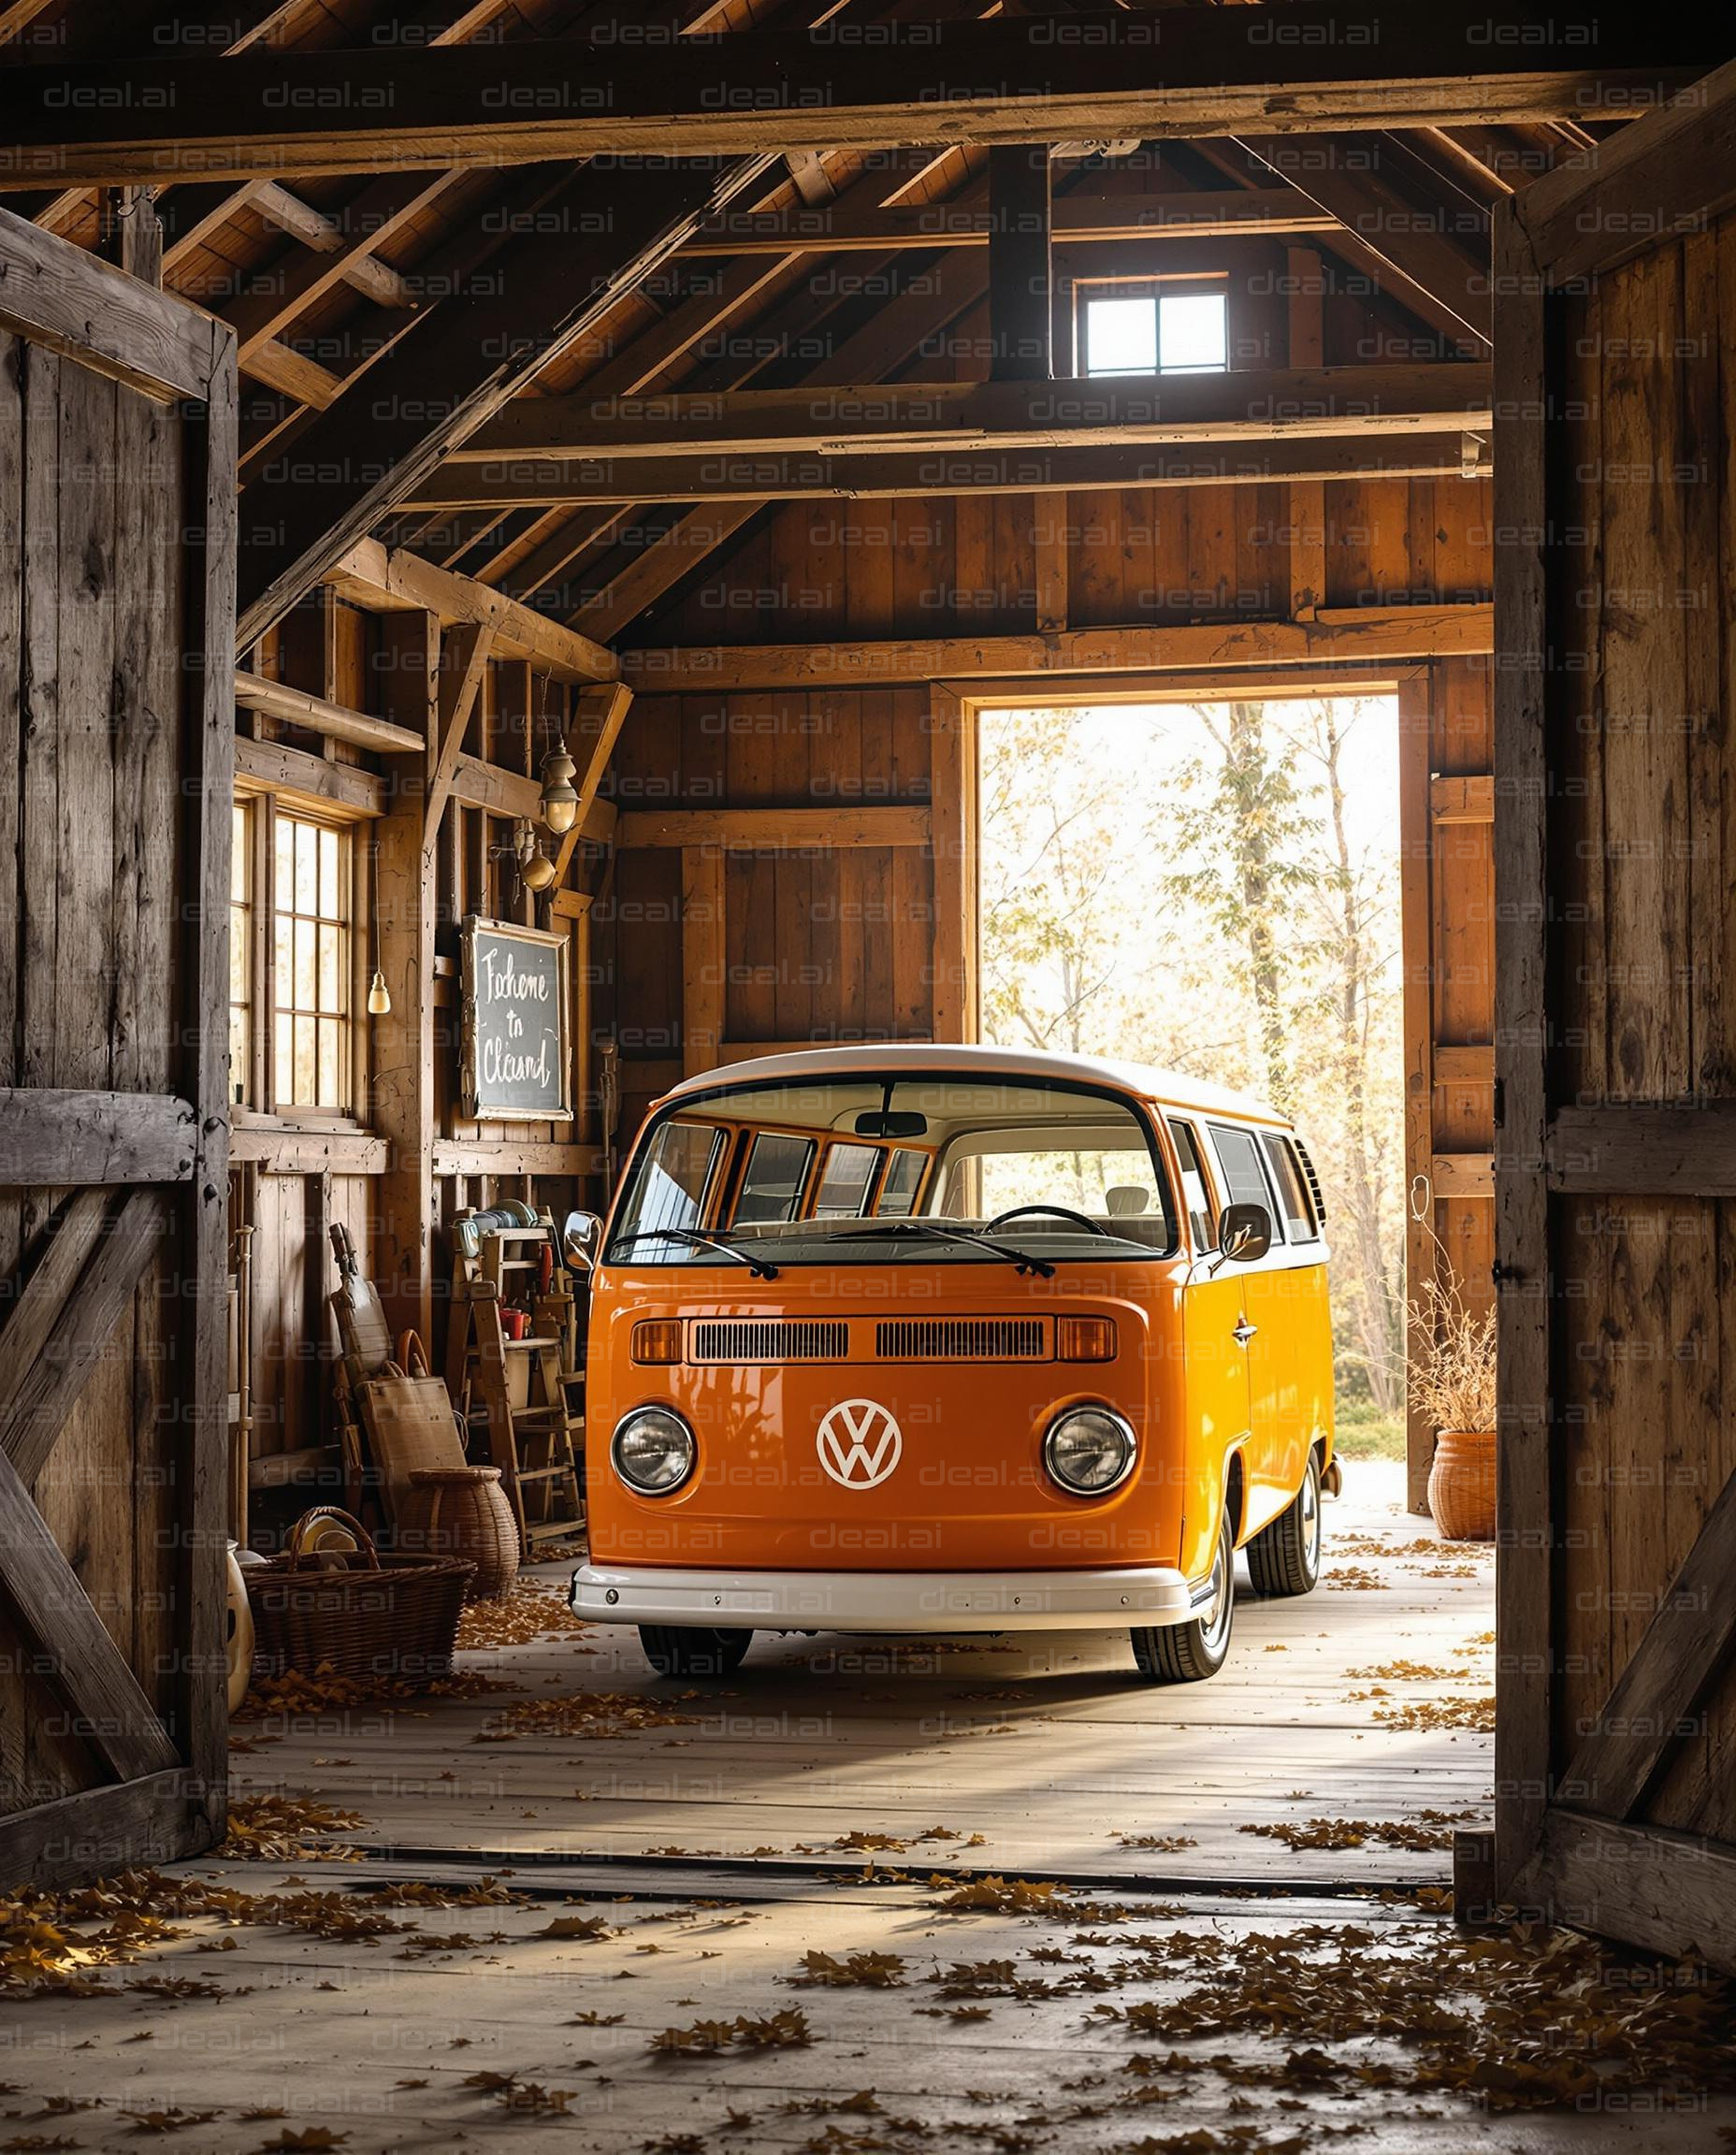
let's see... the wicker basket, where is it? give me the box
[1428,1428,1497,1542]
[398,1467,520,1603]
[245,1507,474,1688]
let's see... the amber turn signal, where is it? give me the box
[1057,1316,1116,1362]
[631,1319,684,1365]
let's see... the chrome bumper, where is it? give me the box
[569,1561,1195,1633]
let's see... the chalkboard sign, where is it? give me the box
[460,917,571,1122]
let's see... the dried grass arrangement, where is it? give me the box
[1407,1208,1498,1539]
[1407,1271,1497,1436]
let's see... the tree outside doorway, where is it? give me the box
[978,696,1405,1445]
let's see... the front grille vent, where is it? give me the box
[689,1320,849,1364]
[875,1318,1049,1361]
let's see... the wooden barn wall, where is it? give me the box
[0,332,187,1817]
[599,687,937,1150]
[235,595,600,1522]
[641,476,1492,651]
[0,238,233,1884]
[1548,221,1736,1851]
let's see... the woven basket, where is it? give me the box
[398,1467,520,1603]
[245,1507,474,1688]
[1428,1428,1497,1542]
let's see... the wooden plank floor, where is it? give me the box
[231,1461,1495,1884]
[7,1862,1733,2152]
[12,1471,1736,2151]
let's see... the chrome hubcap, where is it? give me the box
[1199,1540,1233,1652]
[1301,1468,1322,1571]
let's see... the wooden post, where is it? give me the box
[371,610,438,1348]
[681,846,725,1076]
[989,143,1051,383]
[928,684,977,1043]
[1397,671,1437,1515]
[1286,245,1327,616]
[99,184,164,288]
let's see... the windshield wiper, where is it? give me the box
[606,1227,779,1280]
[825,1221,1055,1280]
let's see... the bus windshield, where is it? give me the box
[605,1074,1177,1267]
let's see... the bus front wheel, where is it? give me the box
[1130,1517,1236,1683]
[639,1625,753,1680]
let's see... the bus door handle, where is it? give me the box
[1232,1318,1257,1347]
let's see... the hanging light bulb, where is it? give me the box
[367,968,392,1017]
[515,818,557,892]
[538,744,580,835]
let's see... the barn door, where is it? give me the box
[0,208,236,1886]
[1472,62,1736,1964]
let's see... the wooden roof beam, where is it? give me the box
[680,188,1338,253]
[323,539,617,681]
[2,9,1713,188]
[405,430,1493,512]
[460,364,1494,461]
[615,602,1496,691]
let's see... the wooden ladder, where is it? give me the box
[446,1220,585,1551]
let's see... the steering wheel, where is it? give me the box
[986,1204,1114,1237]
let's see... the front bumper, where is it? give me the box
[569,1561,1196,1633]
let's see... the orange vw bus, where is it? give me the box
[569,1045,1337,1683]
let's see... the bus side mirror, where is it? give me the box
[1219,1203,1271,1265]
[563,1209,602,1269]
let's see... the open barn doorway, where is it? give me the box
[963,688,1497,1853]
[978,692,1410,1470]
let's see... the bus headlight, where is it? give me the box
[611,1407,695,1495]
[1043,1405,1136,1496]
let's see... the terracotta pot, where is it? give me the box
[1428,1428,1497,1542]
[398,1466,521,1601]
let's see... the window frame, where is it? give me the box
[268,803,361,1123]
[228,796,255,1110]
[809,1138,885,1220]
[1261,1130,1322,1244]
[601,1073,1179,1267]
[734,1131,819,1226]
[1077,275,1231,380]
[1166,1116,1219,1255]
[1205,1121,1287,1242]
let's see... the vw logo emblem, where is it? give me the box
[816,1398,903,1490]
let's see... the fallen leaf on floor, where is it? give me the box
[793,1949,907,1988]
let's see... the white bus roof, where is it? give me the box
[660,1041,1289,1129]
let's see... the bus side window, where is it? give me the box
[875,1148,926,1217]
[734,1133,816,1224]
[1261,1132,1320,1242]
[1167,1119,1216,1251]
[812,1141,880,1218]
[1207,1122,1285,1240]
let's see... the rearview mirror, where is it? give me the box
[854,1109,928,1139]
[563,1208,602,1269]
[1219,1202,1271,1265]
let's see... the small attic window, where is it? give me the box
[1080,285,1228,378]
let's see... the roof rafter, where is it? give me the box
[1236,132,1493,346]
[235,152,785,648]
[3,8,1712,189]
